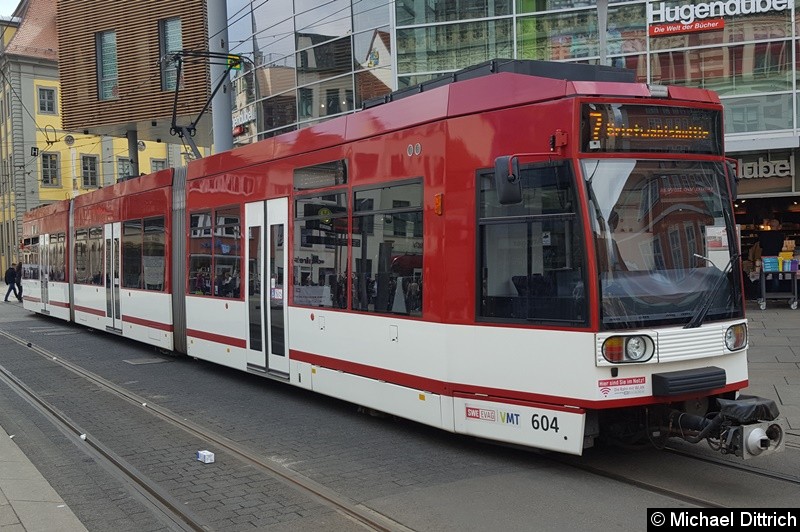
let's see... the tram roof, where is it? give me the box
[23,199,70,222]
[71,169,174,209]
[189,59,720,181]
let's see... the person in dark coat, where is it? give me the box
[4,264,18,302]
[14,262,22,301]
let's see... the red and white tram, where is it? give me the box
[21,60,784,458]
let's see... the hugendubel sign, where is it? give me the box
[648,0,790,36]
[736,153,794,195]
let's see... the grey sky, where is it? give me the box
[0,0,17,17]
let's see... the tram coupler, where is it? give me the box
[667,395,785,459]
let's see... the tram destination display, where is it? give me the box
[582,103,722,154]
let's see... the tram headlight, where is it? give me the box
[602,335,654,363]
[626,336,647,360]
[725,323,747,351]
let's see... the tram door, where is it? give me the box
[39,234,50,313]
[245,198,289,376]
[104,222,121,331]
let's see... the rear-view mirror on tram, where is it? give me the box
[494,155,522,205]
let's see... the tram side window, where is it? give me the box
[120,216,166,291]
[75,229,89,283]
[22,237,39,280]
[49,233,66,281]
[189,211,212,295]
[215,207,241,298]
[478,163,587,325]
[75,228,108,285]
[143,217,166,290]
[352,181,423,315]
[187,207,241,298]
[293,191,348,308]
[122,220,143,289]
[88,227,104,284]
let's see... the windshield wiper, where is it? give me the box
[684,252,740,329]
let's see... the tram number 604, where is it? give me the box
[531,414,559,433]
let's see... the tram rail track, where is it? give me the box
[663,444,800,486]
[0,329,409,532]
[550,454,729,508]
[548,435,800,510]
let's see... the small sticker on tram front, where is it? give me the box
[598,377,647,399]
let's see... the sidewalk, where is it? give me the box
[0,425,87,532]
[0,300,87,532]
[741,301,800,432]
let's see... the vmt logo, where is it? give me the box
[499,412,520,425]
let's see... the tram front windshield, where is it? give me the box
[582,159,744,329]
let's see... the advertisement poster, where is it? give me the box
[706,226,728,250]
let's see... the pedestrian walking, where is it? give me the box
[14,262,22,301]
[4,264,18,302]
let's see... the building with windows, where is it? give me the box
[56,0,211,156]
[0,0,201,272]
[225,0,800,257]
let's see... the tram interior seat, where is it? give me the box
[512,274,554,297]
[508,271,584,321]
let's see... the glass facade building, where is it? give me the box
[227,1,800,205]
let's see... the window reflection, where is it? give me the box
[352,182,423,316]
[724,93,793,133]
[22,237,40,280]
[652,44,791,96]
[46,233,66,282]
[353,27,391,71]
[297,76,354,121]
[517,11,597,61]
[251,0,295,61]
[397,19,512,75]
[295,0,352,40]
[293,191,349,308]
[354,0,391,32]
[116,217,166,290]
[89,228,104,285]
[356,68,392,106]
[188,207,241,298]
[516,0,597,13]
[75,229,89,283]
[261,91,298,133]
[396,0,511,25]
[143,217,166,290]
[122,220,143,289]
[296,37,353,85]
